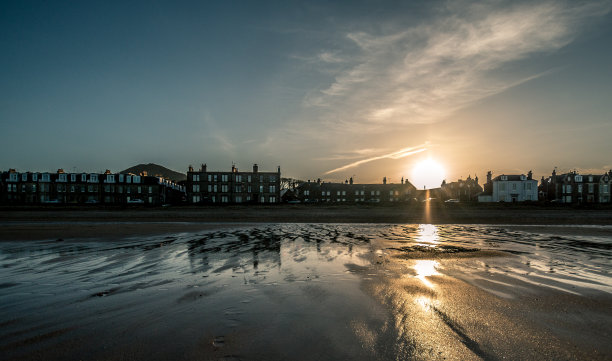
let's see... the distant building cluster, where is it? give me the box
[2,164,612,206]
[0,169,184,205]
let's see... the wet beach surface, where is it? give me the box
[1,224,611,360]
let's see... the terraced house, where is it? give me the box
[186,164,281,204]
[539,170,612,204]
[296,177,417,203]
[0,169,184,205]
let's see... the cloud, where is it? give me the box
[324,144,428,174]
[306,1,611,128]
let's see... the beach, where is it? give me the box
[1,208,611,360]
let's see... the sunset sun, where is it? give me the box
[411,158,446,190]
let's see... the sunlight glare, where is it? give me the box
[411,158,446,190]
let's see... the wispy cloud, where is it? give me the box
[306,1,610,128]
[324,144,428,174]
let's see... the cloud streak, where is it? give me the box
[306,1,610,128]
[324,144,428,174]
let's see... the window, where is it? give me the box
[133,176,141,183]
[193,174,199,181]
[389,191,394,195]
[371,191,375,196]
[512,183,516,191]
[148,197,153,203]
[106,175,115,183]
[269,196,276,203]
[208,174,212,181]
[192,185,199,192]
[248,186,251,193]
[260,176,263,182]
[259,185,264,193]
[578,184,583,193]
[604,184,609,193]
[192,196,200,203]
[337,191,341,196]
[214,174,218,182]
[42,173,50,182]
[361,191,364,195]
[104,185,110,192]
[21,173,27,181]
[566,185,572,193]
[221,196,229,203]
[247,175,251,182]
[236,175,242,182]
[269,185,276,193]
[235,185,242,192]
[221,185,228,192]
[70,185,75,192]
[8,173,18,182]
[342,191,346,196]
[221,174,229,182]
[235,196,242,203]
[355,190,359,195]
[148,186,152,193]
[376,191,380,195]
[88,185,94,192]
[260,196,265,203]
[119,174,124,182]
[118,186,123,193]
[270,176,276,182]
[589,176,593,182]
[208,185,212,192]
[304,190,310,196]
[575,175,582,182]
[214,185,218,192]
[526,183,532,190]
[501,176,508,181]
[127,187,131,194]
[32,174,38,181]
[500,183,506,191]
[70,174,76,182]
[126,175,132,183]
[138,186,142,194]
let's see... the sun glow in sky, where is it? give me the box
[411,159,446,190]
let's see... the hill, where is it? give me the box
[120,163,186,182]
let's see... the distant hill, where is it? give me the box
[120,163,186,182]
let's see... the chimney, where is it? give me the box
[486,171,492,183]
[232,164,236,173]
[527,170,533,180]
[58,168,65,174]
[253,164,258,173]
[349,177,353,185]
[188,165,194,172]
[401,177,404,185]
[201,163,207,172]
[277,166,281,174]
[383,177,387,184]
[345,179,348,184]
[317,178,321,184]
[104,169,111,175]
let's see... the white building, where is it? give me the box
[478,171,538,202]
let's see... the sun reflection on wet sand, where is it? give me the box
[416,224,440,246]
[414,259,440,288]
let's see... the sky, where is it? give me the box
[1,0,611,187]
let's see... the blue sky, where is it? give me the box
[1,0,611,184]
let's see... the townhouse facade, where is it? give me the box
[539,170,611,204]
[186,164,281,204]
[296,177,417,203]
[478,171,538,202]
[0,169,185,205]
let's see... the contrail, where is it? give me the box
[324,144,427,174]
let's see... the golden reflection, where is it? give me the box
[414,260,440,288]
[416,224,440,246]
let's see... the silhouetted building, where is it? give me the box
[186,163,281,204]
[296,178,417,203]
[478,171,537,202]
[539,169,612,204]
[440,175,482,202]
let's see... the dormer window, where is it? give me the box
[9,173,18,182]
[588,176,593,182]
[90,174,98,182]
[500,176,508,181]
[82,174,87,182]
[119,174,124,182]
[575,175,582,182]
[106,174,115,183]
[126,175,132,183]
[520,175,526,181]
[58,174,67,182]
[22,173,28,181]
[71,174,76,182]
[41,173,50,182]
[133,176,141,183]
[32,174,38,182]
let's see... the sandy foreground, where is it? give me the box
[0,209,611,360]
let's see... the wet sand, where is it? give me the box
[1,223,610,360]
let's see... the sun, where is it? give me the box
[411,158,446,190]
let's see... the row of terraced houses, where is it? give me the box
[2,165,612,205]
